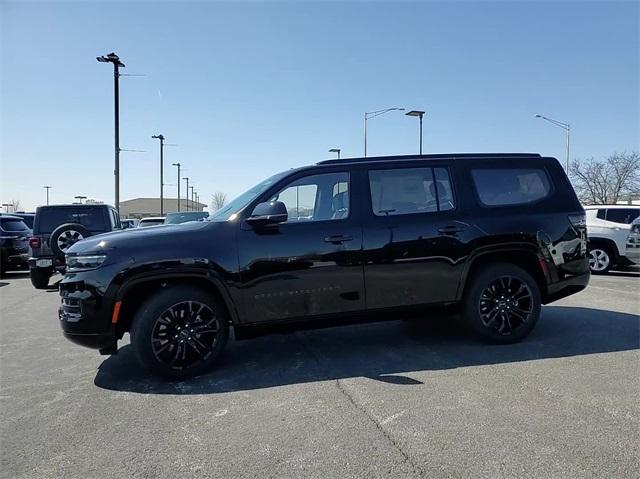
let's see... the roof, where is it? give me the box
[583,204,640,209]
[317,152,542,166]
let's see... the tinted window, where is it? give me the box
[164,212,209,224]
[368,167,455,216]
[606,209,640,224]
[268,172,349,222]
[471,168,551,206]
[0,218,29,232]
[596,209,606,220]
[36,207,105,233]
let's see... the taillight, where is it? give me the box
[28,237,41,248]
[568,213,586,228]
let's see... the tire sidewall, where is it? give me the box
[50,223,91,260]
[588,246,613,274]
[30,268,51,289]
[130,285,230,380]
[463,263,541,344]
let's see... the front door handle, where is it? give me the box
[324,234,353,244]
[438,225,468,236]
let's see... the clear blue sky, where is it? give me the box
[1,1,638,211]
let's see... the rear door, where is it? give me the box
[361,161,474,309]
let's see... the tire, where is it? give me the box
[463,263,541,344]
[30,268,51,289]
[588,245,614,274]
[50,223,91,260]
[130,285,230,380]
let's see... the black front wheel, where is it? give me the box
[130,286,230,380]
[463,263,541,344]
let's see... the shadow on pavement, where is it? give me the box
[94,306,639,395]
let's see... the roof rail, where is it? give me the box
[317,153,541,165]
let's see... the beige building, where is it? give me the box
[119,198,207,219]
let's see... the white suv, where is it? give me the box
[584,205,640,273]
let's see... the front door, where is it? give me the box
[237,170,364,323]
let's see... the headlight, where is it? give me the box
[66,254,107,272]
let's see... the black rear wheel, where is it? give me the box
[130,286,230,380]
[463,263,541,343]
[30,268,51,289]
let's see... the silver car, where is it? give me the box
[625,217,640,264]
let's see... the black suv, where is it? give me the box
[0,215,30,277]
[29,204,121,289]
[59,153,589,380]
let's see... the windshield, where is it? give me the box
[208,170,291,221]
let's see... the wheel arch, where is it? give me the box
[457,247,548,303]
[113,272,240,337]
[587,236,620,261]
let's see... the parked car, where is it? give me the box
[0,215,30,277]
[164,211,209,225]
[137,217,165,227]
[121,219,139,229]
[625,217,640,265]
[28,204,121,289]
[584,205,640,274]
[59,153,589,380]
[10,212,35,229]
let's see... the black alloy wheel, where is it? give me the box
[464,263,541,343]
[131,286,229,380]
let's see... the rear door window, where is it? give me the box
[471,168,551,206]
[605,209,640,224]
[37,207,105,233]
[368,166,455,216]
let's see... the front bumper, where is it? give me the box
[59,270,118,352]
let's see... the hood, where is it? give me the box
[66,221,211,255]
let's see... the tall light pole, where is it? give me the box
[405,110,426,155]
[172,163,181,212]
[183,177,190,211]
[151,134,165,215]
[189,186,195,211]
[2,203,13,213]
[74,196,87,204]
[43,186,52,205]
[535,114,571,172]
[364,107,405,157]
[97,52,125,213]
[329,148,341,159]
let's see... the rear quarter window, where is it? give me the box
[0,218,29,232]
[471,168,552,206]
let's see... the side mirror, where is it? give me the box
[246,201,288,226]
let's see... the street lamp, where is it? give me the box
[151,134,166,215]
[2,203,13,212]
[405,110,426,155]
[189,186,195,211]
[96,52,125,213]
[329,148,341,159]
[183,177,190,211]
[364,107,405,157]
[74,196,87,204]
[172,163,181,212]
[535,114,571,172]
[43,186,52,205]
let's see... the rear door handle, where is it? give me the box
[438,225,468,235]
[324,234,353,244]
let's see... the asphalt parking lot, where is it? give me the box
[1,272,638,478]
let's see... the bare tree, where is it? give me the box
[211,191,227,211]
[9,199,21,212]
[569,152,640,205]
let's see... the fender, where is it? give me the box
[455,242,546,302]
[110,260,241,326]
